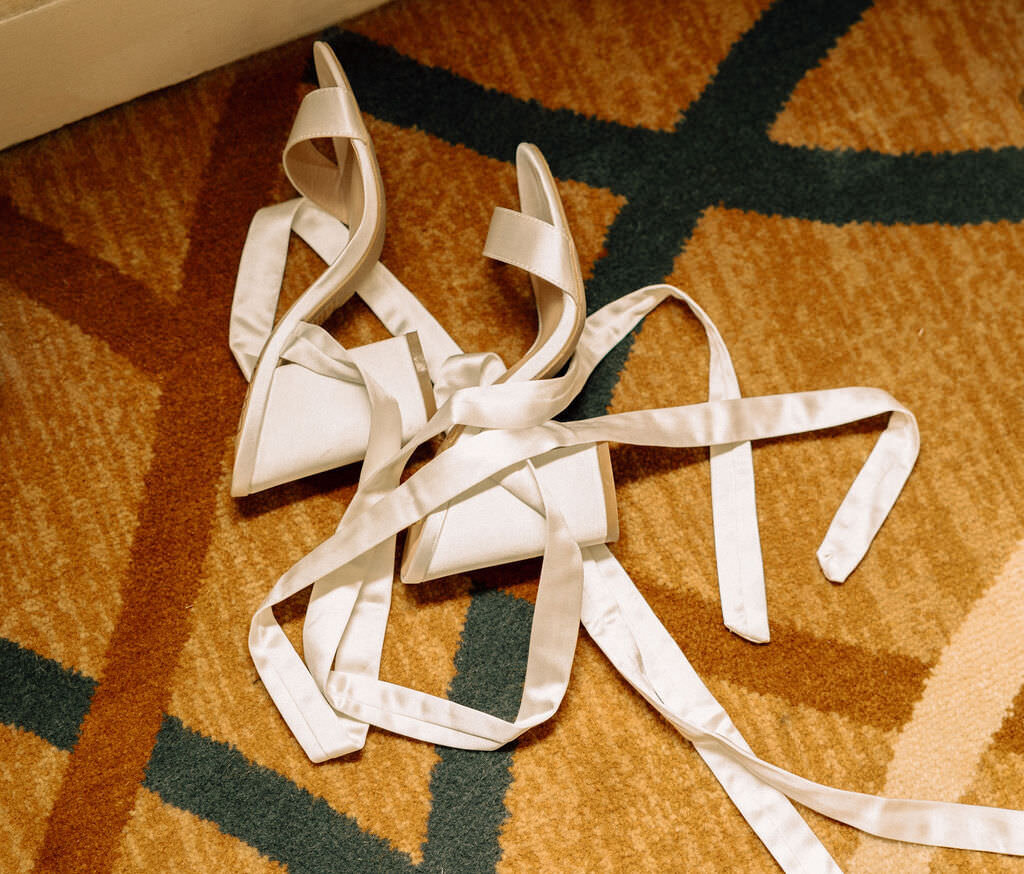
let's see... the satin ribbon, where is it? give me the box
[251,283,918,748]
[229,197,462,384]
[234,202,1024,869]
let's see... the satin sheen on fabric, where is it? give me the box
[246,268,1024,869]
[230,193,618,567]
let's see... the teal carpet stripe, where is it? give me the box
[325,0,1024,419]
[9,4,1018,871]
[719,142,1024,225]
[315,29,658,198]
[687,0,870,137]
[0,636,96,751]
[0,601,530,873]
[144,716,416,874]
[420,589,533,873]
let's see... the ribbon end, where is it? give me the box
[724,617,770,645]
[817,545,853,583]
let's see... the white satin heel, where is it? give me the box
[229,46,616,572]
[400,143,618,583]
[231,42,386,495]
[229,43,453,496]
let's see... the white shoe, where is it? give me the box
[401,144,618,582]
[229,43,448,496]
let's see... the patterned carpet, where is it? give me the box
[2,0,1024,871]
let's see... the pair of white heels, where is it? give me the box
[229,42,617,583]
[232,43,1024,872]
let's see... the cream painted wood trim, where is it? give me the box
[0,0,390,149]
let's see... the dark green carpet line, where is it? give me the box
[9,2,1024,872]
[719,142,1024,225]
[686,0,871,134]
[144,717,415,874]
[0,637,96,751]
[315,29,661,198]
[420,588,533,873]
[142,589,532,874]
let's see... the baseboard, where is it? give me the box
[0,0,390,149]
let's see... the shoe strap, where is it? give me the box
[229,199,303,380]
[483,206,577,297]
[580,544,842,873]
[229,197,462,382]
[252,342,1024,860]
[482,205,584,382]
[282,86,370,223]
[248,285,1024,872]
[290,201,463,373]
[255,379,917,741]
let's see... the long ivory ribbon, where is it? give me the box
[235,204,1024,868]
[580,544,1024,858]
[229,197,462,383]
[251,288,917,751]
[251,279,1024,873]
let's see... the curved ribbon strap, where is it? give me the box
[581,546,841,873]
[229,199,305,380]
[229,198,462,386]
[483,206,578,296]
[579,544,1024,865]
[242,285,1024,870]
[298,343,408,758]
[250,286,917,749]
[278,288,913,753]
[282,86,370,222]
[296,383,1023,860]
[249,376,920,849]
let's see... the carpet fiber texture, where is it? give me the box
[3,0,1024,871]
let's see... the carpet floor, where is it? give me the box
[2,0,1024,871]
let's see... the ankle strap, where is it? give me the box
[483,206,577,296]
[283,86,370,223]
